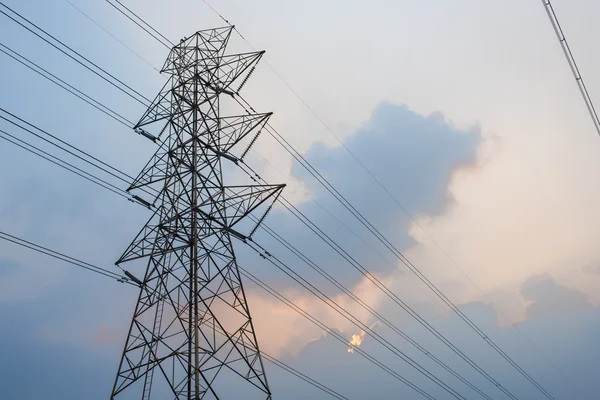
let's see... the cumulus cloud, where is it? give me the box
[520,274,593,320]
[393,96,600,322]
[225,102,486,360]
[248,102,481,291]
[296,101,481,218]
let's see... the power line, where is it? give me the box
[0,108,133,184]
[233,162,516,399]
[542,0,600,137]
[0,230,129,283]
[0,107,157,206]
[0,43,161,202]
[0,41,134,128]
[104,0,173,49]
[238,132,505,397]
[0,231,350,400]
[0,2,151,107]
[0,128,129,200]
[63,0,160,72]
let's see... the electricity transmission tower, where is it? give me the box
[111,26,284,399]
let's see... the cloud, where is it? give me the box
[248,102,482,293]
[347,320,382,353]
[296,102,481,217]
[221,101,485,363]
[246,274,392,359]
[272,302,600,400]
[582,264,600,276]
[520,274,593,320]
[394,97,600,321]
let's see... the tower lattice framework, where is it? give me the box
[111,26,284,400]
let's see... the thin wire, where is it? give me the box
[0,2,151,106]
[542,0,600,137]
[200,0,233,29]
[0,108,157,201]
[63,0,160,72]
[0,129,130,199]
[235,161,504,399]
[518,3,600,399]
[110,0,174,46]
[0,41,134,128]
[0,109,133,184]
[0,230,129,282]
[104,0,173,49]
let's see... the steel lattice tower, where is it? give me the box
[111,27,284,399]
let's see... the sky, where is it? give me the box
[1,0,600,398]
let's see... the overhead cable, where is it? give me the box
[542,0,600,136]
[63,0,160,72]
[0,2,151,106]
[0,41,134,128]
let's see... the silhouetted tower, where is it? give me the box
[111,26,284,399]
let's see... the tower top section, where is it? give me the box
[163,26,234,65]
[159,26,264,94]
